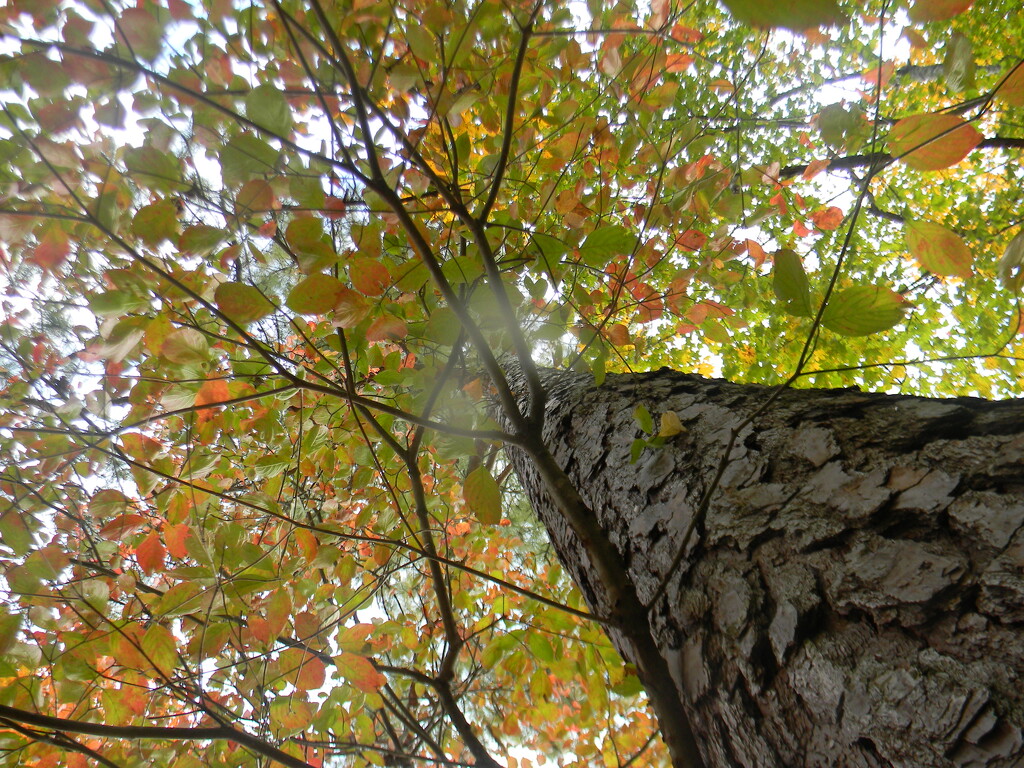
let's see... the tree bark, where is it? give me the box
[502,367,1024,768]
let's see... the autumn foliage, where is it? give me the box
[0,0,1021,766]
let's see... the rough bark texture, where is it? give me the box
[503,367,1024,768]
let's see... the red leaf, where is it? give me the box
[675,229,707,252]
[324,196,347,219]
[100,514,147,539]
[136,531,166,575]
[996,63,1024,108]
[908,0,973,22]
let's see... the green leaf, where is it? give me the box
[942,32,976,93]
[178,224,226,255]
[124,146,182,192]
[406,25,435,62]
[633,404,654,434]
[629,437,645,464]
[528,633,556,663]
[245,84,293,137]
[905,220,973,279]
[821,286,912,336]
[463,466,502,525]
[0,611,22,654]
[215,282,275,324]
[132,200,179,246]
[998,231,1024,291]
[286,273,346,315]
[772,249,813,317]
[579,225,635,266]
[720,0,844,29]
[160,327,210,364]
[817,103,867,151]
[89,289,147,317]
[220,133,279,183]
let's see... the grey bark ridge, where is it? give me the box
[501,366,1024,768]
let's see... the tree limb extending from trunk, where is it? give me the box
[0,704,316,768]
[781,136,1024,179]
[503,366,1024,768]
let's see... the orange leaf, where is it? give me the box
[294,653,327,691]
[801,158,831,181]
[745,239,768,269]
[294,528,319,563]
[903,28,928,49]
[331,287,371,328]
[195,378,229,410]
[266,589,291,638]
[861,61,895,90]
[670,24,702,43]
[235,179,276,216]
[164,523,191,559]
[606,323,631,347]
[335,623,375,652]
[30,229,71,272]
[349,257,391,296]
[888,113,982,171]
[249,617,273,644]
[685,299,733,325]
[665,53,694,73]
[335,651,386,693]
[366,314,407,342]
[811,206,844,231]
[136,530,166,575]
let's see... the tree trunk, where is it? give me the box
[503,367,1024,768]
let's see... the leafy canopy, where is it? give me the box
[0,0,1022,766]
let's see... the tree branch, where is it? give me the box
[0,705,315,768]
